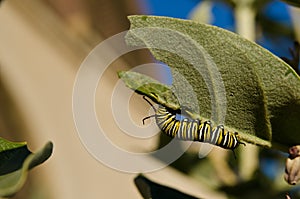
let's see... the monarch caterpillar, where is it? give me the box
[142,96,245,152]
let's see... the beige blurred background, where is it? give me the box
[0,0,228,198]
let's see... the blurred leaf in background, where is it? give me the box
[134,174,199,199]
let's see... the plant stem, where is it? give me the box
[234,0,259,181]
[234,0,256,41]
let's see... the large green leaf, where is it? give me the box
[0,138,53,197]
[123,15,300,149]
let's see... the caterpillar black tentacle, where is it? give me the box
[142,96,245,152]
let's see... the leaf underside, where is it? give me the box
[121,15,300,150]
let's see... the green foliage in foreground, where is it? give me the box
[0,137,53,197]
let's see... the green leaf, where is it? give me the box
[118,71,180,110]
[0,138,26,153]
[124,15,300,149]
[0,139,53,197]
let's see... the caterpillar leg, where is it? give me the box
[234,132,246,146]
[231,139,246,159]
[239,141,246,146]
